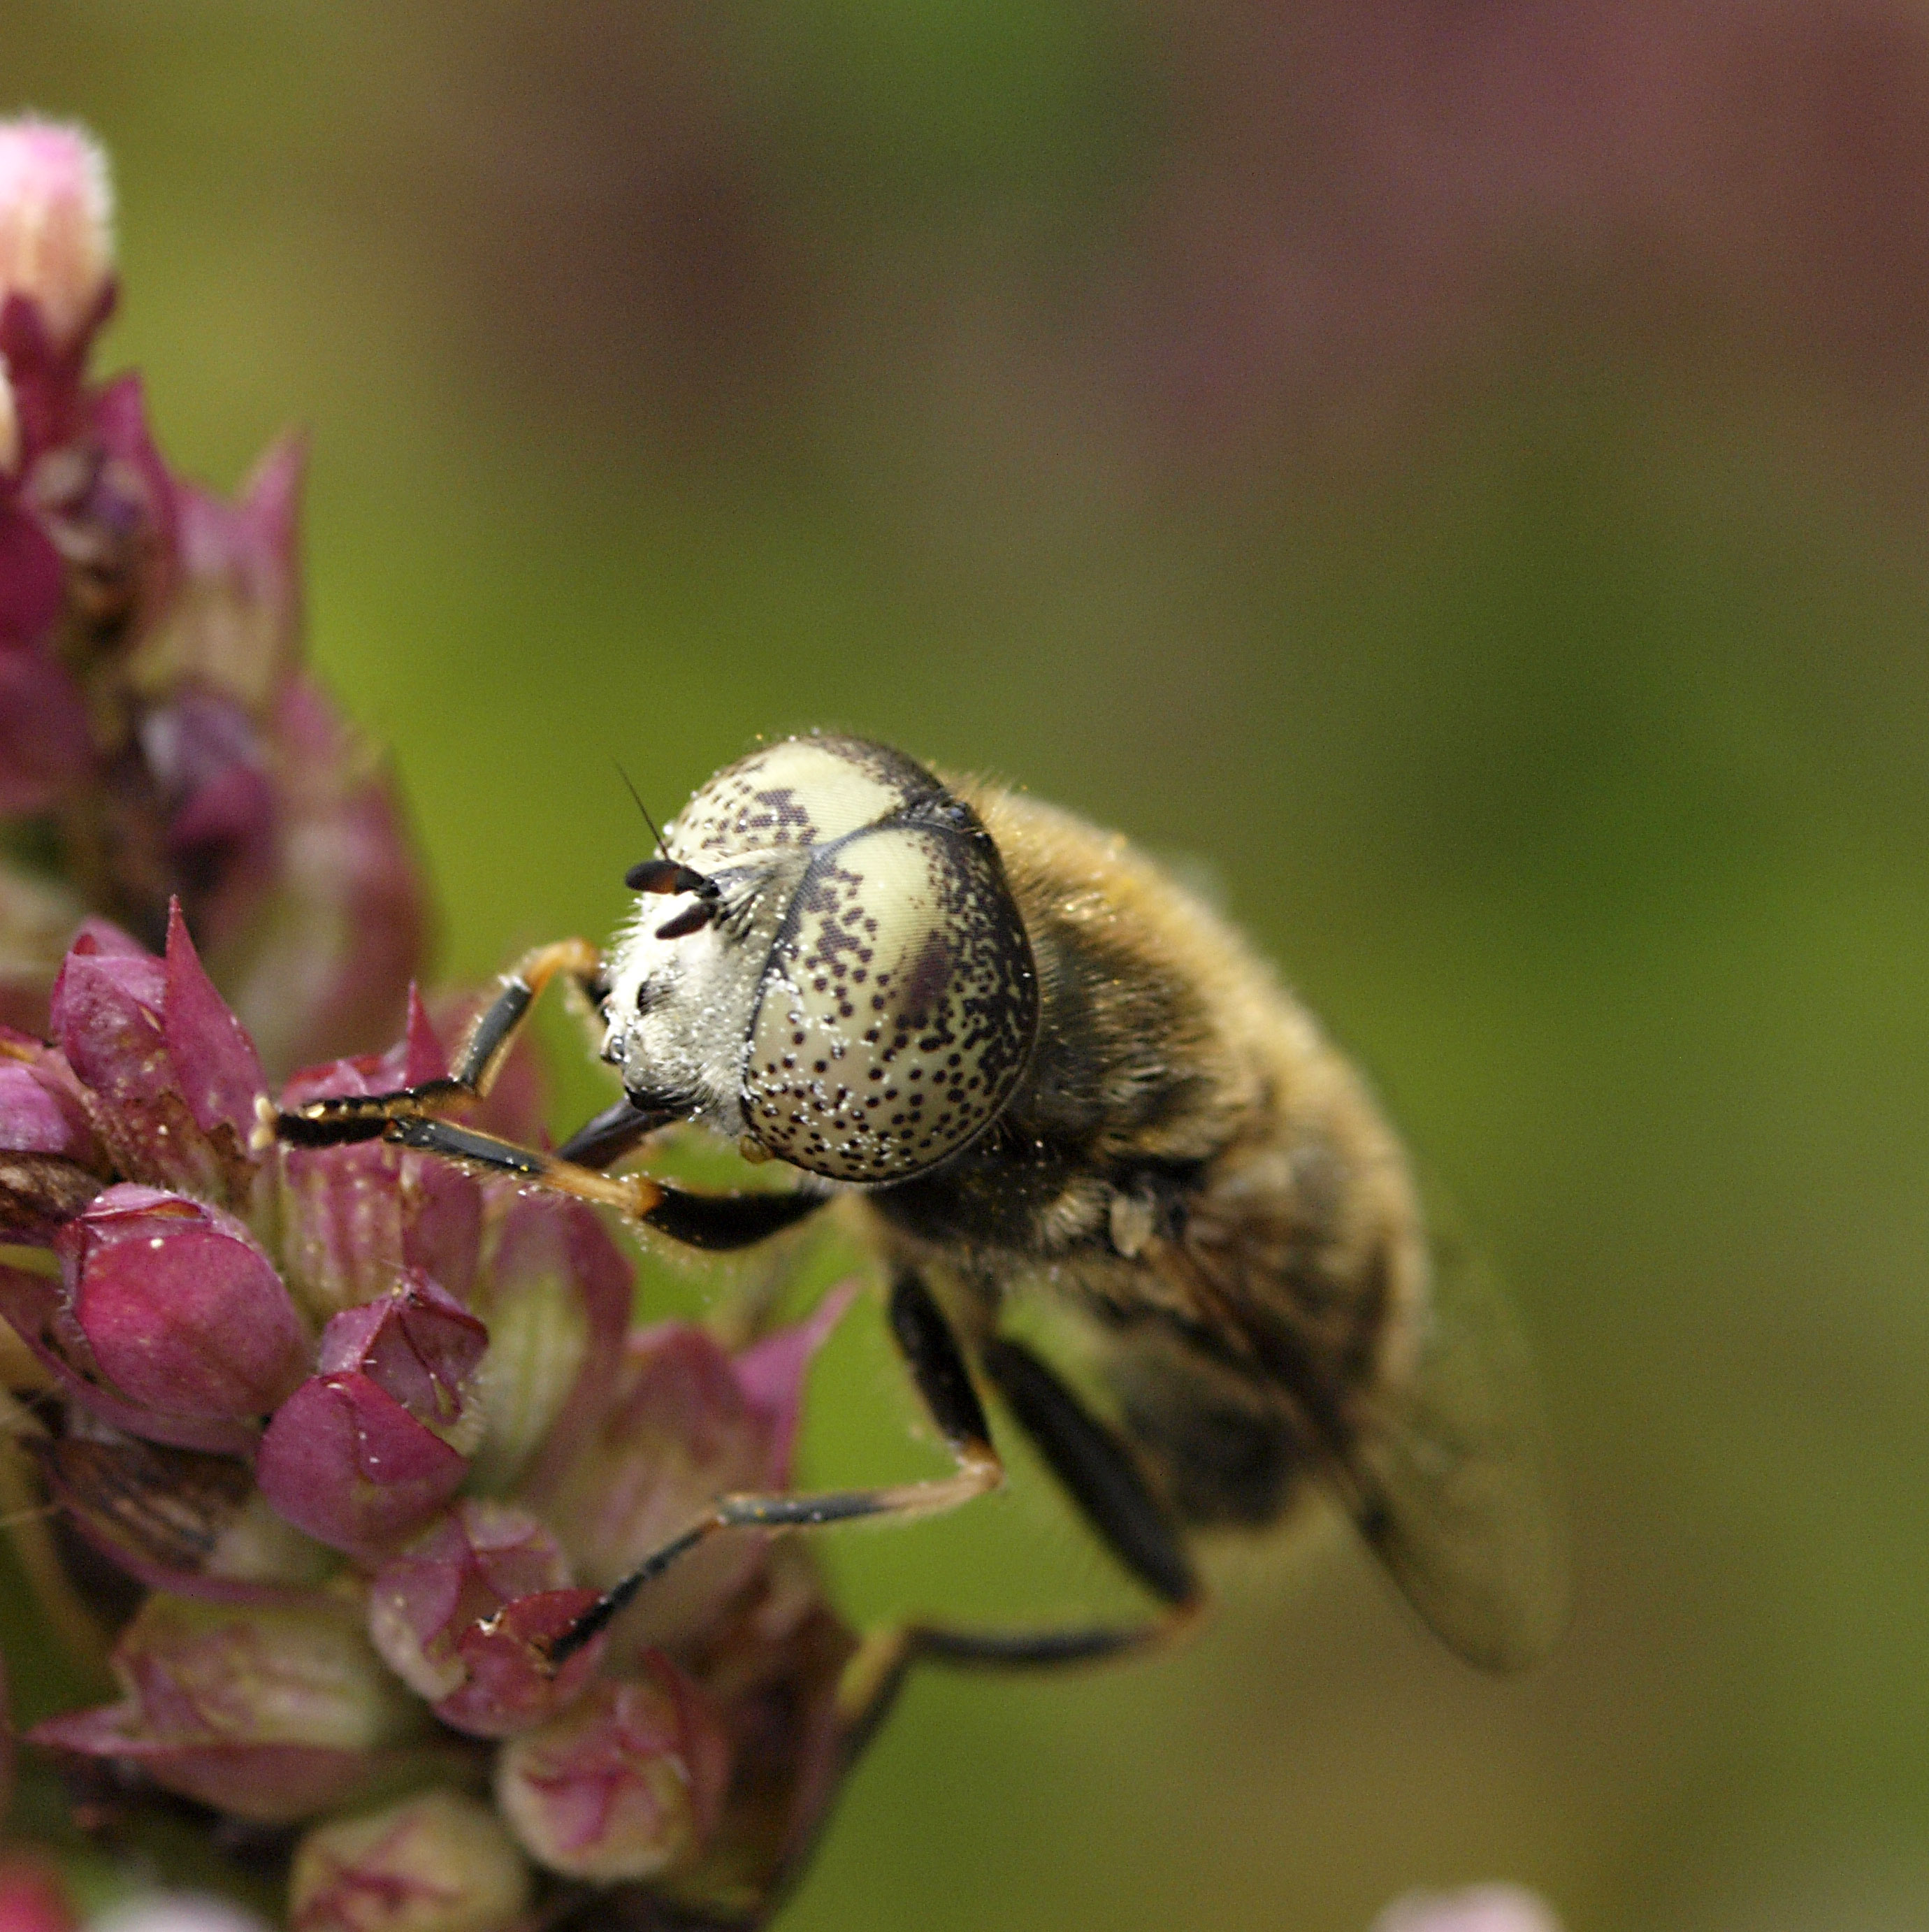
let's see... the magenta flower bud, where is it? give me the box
[0,119,113,352]
[54,1184,308,1427]
[29,1594,427,1824]
[368,1502,605,1738]
[289,1792,531,1932]
[0,1034,97,1162]
[315,1269,487,1444]
[48,906,265,1204]
[493,1663,731,1883]
[152,438,303,709]
[530,1290,854,1648]
[255,1371,471,1564]
[257,1263,484,1558]
[0,1032,106,1239]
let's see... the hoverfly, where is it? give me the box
[277,734,1564,1680]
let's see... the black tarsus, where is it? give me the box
[387,1116,547,1175]
[542,1266,1204,1678]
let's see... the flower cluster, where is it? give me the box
[1,909,869,1929]
[0,114,886,1930]
[0,118,424,1081]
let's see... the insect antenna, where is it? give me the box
[614,760,669,858]
[614,763,721,909]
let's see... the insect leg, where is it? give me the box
[547,1269,1005,1664]
[977,1335,1198,1608]
[378,1117,664,1219]
[346,1111,828,1253]
[271,938,607,1148]
[829,1338,1205,1678]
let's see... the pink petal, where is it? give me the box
[0,120,113,350]
[162,900,266,1141]
[0,1054,98,1161]
[732,1280,860,1487]
[493,1664,730,1882]
[28,1710,384,1826]
[402,986,448,1086]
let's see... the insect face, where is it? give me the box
[602,736,1040,1183]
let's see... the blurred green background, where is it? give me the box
[13,3,1929,1927]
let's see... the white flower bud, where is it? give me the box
[0,118,113,347]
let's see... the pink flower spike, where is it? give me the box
[0,119,113,349]
[494,1663,731,1883]
[56,1184,308,1426]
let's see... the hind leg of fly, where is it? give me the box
[550,1273,1204,1671]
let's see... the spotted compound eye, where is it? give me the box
[672,737,941,865]
[741,819,1038,1183]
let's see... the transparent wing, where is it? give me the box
[1336,1223,1568,1673]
